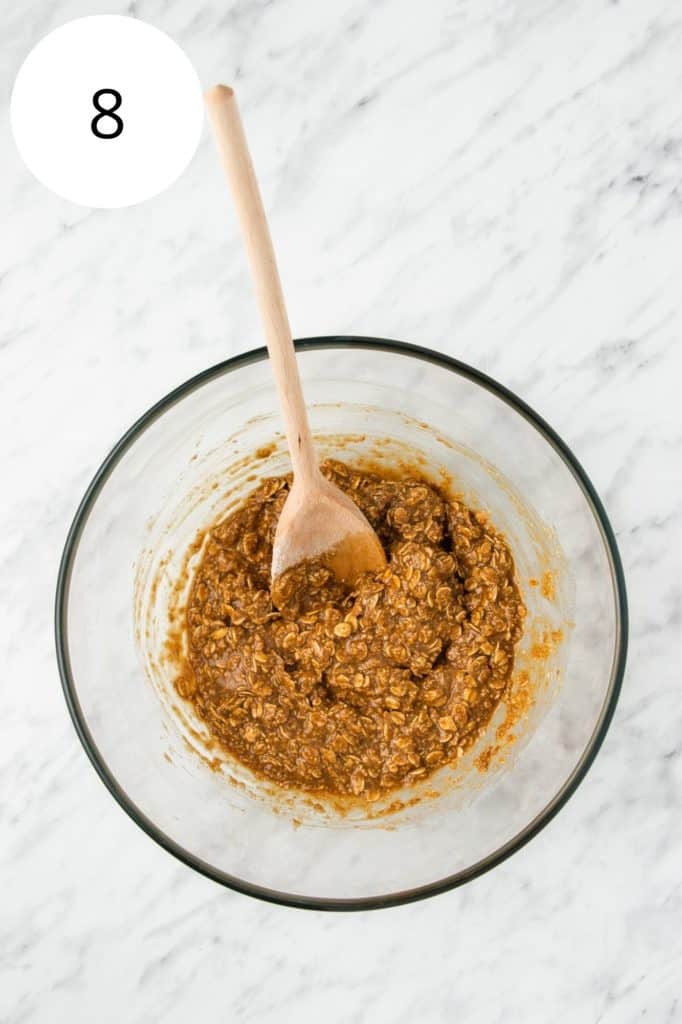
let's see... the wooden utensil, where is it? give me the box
[204,85,386,590]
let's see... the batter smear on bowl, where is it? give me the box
[174,460,525,800]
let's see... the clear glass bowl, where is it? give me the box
[56,338,627,909]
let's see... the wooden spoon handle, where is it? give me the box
[205,85,319,486]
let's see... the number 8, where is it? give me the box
[91,89,123,139]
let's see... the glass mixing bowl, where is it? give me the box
[56,338,627,909]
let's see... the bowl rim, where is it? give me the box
[55,336,628,911]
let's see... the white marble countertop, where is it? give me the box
[2,1,681,1020]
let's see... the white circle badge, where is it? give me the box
[10,16,204,208]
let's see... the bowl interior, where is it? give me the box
[58,340,626,907]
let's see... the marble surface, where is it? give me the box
[2,0,681,1020]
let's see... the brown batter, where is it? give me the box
[174,460,525,800]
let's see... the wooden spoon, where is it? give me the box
[204,85,386,590]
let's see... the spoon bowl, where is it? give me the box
[271,471,387,585]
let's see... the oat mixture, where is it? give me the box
[175,460,525,800]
